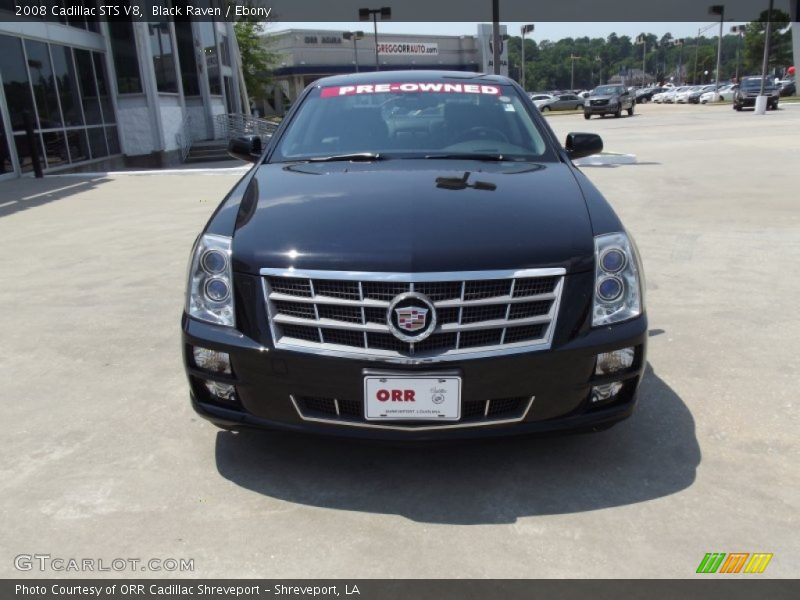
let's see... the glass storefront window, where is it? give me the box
[108,17,142,94]
[1,34,119,174]
[26,40,62,128]
[87,126,107,159]
[74,48,102,125]
[197,20,222,95]
[105,125,119,155]
[0,35,36,131]
[93,52,114,123]
[149,23,178,93]
[174,19,200,96]
[66,129,90,163]
[42,130,68,168]
[13,133,43,173]
[51,44,84,126]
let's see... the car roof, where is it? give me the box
[311,70,513,87]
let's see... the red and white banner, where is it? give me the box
[320,82,501,98]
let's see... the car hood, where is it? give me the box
[231,160,595,275]
[588,94,617,101]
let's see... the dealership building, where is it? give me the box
[262,24,508,114]
[0,4,244,180]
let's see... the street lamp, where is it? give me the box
[730,25,746,81]
[635,34,647,86]
[758,0,775,109]
[568,54,581,90]
[673,38,684,84]
[342,31,364,73]
[358,6,391,71]
[709,5,725,92]
[520,24,534,90]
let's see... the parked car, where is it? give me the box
[699,84,737,104]
[183,71,647,439]
[687,85,716,104]
[651,90,668,103]
[663,86,690,104]
[733,76,779,111]
[540,93,584,112]
[635,87,664,103]
[583,85,635,119]
[529,93,556,110]
[778,79,796,97]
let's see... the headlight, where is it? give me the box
[186,233,235,327]
[592,232,643,327]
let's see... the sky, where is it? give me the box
[270,22,751,42]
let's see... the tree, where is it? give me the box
[234,21,280,103]
[743,9,792,75]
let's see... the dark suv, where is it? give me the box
[734,77,779,111]
[584,85,635,119]
[183,71,647,440]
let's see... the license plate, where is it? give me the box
[364,375,461,421]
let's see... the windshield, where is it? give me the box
[742,78,771,89]
[592,85,623,96]
[271,82,551,162]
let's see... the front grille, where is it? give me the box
[263,268,565,360]
[590,99,609,106]
[294,395,530,426]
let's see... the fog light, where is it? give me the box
[591,382,623,403]
[205,381,236,401]
[193,346,231,374]
[595,347,634,376]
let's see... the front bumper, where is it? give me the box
[183,313,648,441]
[584,104,618,115]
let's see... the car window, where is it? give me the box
[271,83,551,162]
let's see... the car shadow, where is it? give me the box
[214,364,699,524]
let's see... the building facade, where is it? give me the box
[262,24,508,114]
[0,3,244,180]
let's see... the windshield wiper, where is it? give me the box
[306,152,384,162]
[423,153,520,162]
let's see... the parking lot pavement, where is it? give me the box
[1,103,798,579]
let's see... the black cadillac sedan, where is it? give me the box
[182,71,647,440]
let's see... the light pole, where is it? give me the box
[709,5,725,91]
[520,24,534,90]
[491,0,500,75]
[342,31,364,73]
[759,0,775,102]
[673,38,684,84]
[635,34,647,86]
[569,54,581,90]
[591,55,601,86]
[358,7,391,71]
[730,25,746,81]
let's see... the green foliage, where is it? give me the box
[743,9,792,74]
[508,15,794,91]
[234,21,280,101]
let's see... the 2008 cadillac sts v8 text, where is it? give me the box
[182,71,647,440]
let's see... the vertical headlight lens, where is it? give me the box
[593,232,643,326]
[186,234,235,327]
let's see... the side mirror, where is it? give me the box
[227,135,262,162]
[565,132,603,160]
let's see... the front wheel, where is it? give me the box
[627,104,634,116]
[584,112,591,120]
[541,106,550,112]
[614,106,622,118]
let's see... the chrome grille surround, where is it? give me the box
[260,268,566,364]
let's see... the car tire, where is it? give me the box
[542,106,549,112]
[614,106,622,118]
[584,113,591,120]
[735,103,742,111]
[627,104,634,116]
